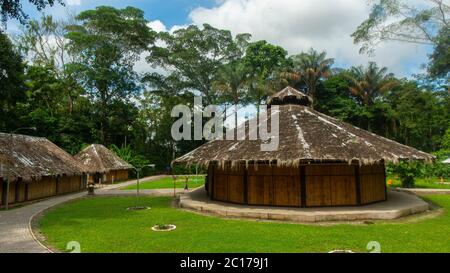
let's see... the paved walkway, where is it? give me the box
[393,187,450,195]
[0,175,176,253]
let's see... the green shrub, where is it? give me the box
[391,161,424,188]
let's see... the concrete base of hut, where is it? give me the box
[179,187,430,223]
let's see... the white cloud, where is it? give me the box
[188,0,430,77]
[66,0,81,6]
[148,20,167,33]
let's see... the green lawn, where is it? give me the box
[39,195,450,253]
[122,176,205,190]
[387,176,450,189]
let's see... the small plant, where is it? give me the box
[151,224,176,231]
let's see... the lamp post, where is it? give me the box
[133,164,153,208]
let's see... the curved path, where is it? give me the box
[0,175,182,253]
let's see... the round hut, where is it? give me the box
[173,87,434,207]
[74,144,133,184]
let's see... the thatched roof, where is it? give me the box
[0,133,88,181]
[173,87,434,167]
[74,144,133,173]
[267,86,312,106]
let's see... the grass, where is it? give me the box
[39,195,450,253]
[387,176,450,189]
[122,176,205,190]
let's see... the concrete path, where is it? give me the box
[180,187,430,223]
[393,188,450,195]
[0,175,176,253]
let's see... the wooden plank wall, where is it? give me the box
[27,177,57,201]
[360,163,386,204]
[59,176,83,194]
[206,164,213,196]
[213,165,245,203]
[101,170,129,184]
[305,165,356,206]
[211,163,386,207]
[0,178,3,205]
[1,175,85,206]
[214,164,302,206]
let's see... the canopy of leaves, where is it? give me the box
[147,24,249,105]
[0,31,26,130]
[291,48,334,103]
[66,6,155,144]
[352,0,449,53]
[346,62,397,106]
[0,0,63,25]
[428,27,450,78]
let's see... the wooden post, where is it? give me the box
[24,182,29,202]
[136,169,140,206]
[55,176,60,195]
[300,166,306,207]
[211,164,215,199]
[382,162,387,201]
[15,179,20,203]
[5,178,10,210]
[355,165,362,205]
[243,168,248,204]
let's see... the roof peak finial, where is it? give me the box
[267,86,312,106]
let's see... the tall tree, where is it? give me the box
[352,0,449,80]
[0,31,26,131]
[0,0,63,25]
[66,6,155,144]
[346,62,397,106]
[213,60,249,131]
[147,24,249,105]
[291,48,334,105]
[18,14,79,113]
[353,0,449,53]
[243,40,289,115]
[427,27,449,79]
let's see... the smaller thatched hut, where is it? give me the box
[0,133,88,208]
[74,144,133,184]
[173,87,435,207]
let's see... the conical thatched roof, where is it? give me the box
[173,87,434,167]
[267,86,313,106]
[0,133,88,181]
[74,144,133,173]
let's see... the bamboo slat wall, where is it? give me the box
[305,165,356,206]
[360,164,386,204]
[207,163,386,207]
[88,170,129,184]
[0,175,86,207]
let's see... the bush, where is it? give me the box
[391,161,424,188]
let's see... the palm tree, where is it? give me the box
[292,48,334,104]
[346,62,398,106]
[213,61,249,133]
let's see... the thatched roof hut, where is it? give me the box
[0,133,87,181]
[173,86,434,207]
[74,144,133,183]
[0,133,88,207]
[174,86,434,167]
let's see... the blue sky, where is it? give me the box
[15,0,215,27]
[7,0,432,78]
